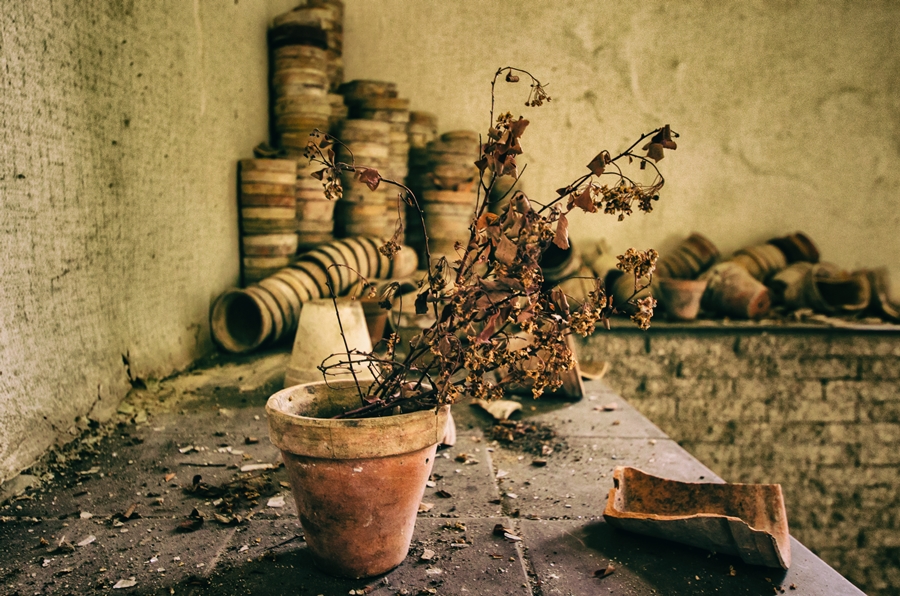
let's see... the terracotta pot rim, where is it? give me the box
[267,379,449,460]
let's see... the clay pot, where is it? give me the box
[267,380,449,578]
[802,264,871,314]
[210,289,273,353]
[655,278,708,320]
[211,237,420,354]
[867,268,900,322]
[767,232,820,264]
[655,232,719,279]
[731,244,788,282]
[540,244,583,286]
[285,299,373,388]
[700,262,771,319]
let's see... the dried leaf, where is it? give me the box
[311,168,326,181]
[644,142,665,162]
[475,211,498,231]
[594,563,616,578]
[495,235,518,266]
[586,153,607,176]
[355,167,381,191]
[435,489,452,498]
[572,185,597,213]
[176,517,203,533]
[552,213,569,250]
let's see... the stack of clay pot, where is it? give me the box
[333,119,393,238]
[766,232,820,265]
[272,1,344,91]
[426,130,480,191]
[730,244,789,282]
[295,160,335,250]
[268,16,331,157]
[337,80,412,236]
[355,95,411,232]
[655,233,720,279]
[417,131,481,260]
[405,111,439,255]
[327,93,348,134]
[353,96,410,183]
[238,159,299,284]
[421,190,477,260]
[308,0,344,90]
[211,237,419,354]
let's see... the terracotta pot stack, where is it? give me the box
[238,159,300,284]
[295,160,336,250]
[211,236,419,353]
[337,80,412,237]
[730,244,789,282]
[426,130,481,191]
[333,119,393,238]
[327,92,348,134]
[267,19,331,157]
[421,190,477,260]
[355,95,411,233]
[767,232,820,264]
[272,1,344,92]
[655,232,719,279]
[405,111,439,255]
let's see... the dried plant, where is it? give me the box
[303,67,677,418]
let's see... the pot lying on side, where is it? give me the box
[267,380,450,579]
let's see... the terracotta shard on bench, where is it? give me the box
[603,467,791,569]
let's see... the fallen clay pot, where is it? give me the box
[655,278,708,320]
[603,467,791,569]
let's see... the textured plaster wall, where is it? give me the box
[0,0,296,484]
[343,0,900,285]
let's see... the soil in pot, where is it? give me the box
[267,379,450,579]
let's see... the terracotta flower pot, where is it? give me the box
[655,278,708,320]
[700,262,771,319]
[267,380,450,579]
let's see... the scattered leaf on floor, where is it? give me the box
[594,563,615,578]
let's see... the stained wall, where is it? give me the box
[343,0,900,283]
[0,0,295,483]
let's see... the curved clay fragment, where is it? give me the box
[603,467,791,569]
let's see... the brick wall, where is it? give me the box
[577,325,900,595]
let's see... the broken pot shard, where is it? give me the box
[603,467,791,569]
[471,399,522,421]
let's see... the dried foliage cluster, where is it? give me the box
[304,67,677,418]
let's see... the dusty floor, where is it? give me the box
[0,348,861,595]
